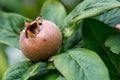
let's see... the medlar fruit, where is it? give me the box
[20,16,62,62]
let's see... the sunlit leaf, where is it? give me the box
[63,0,120,28]
[51,48,110,80]
[0,44,8,80]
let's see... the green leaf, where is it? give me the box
[105,33,120,54]
[39,70,60,80]
[3,61,60,80]
[40,0,66,28]
[0,11,31,49]
[0,44,8,80]
[61,20,83,52]
[2,61,33,80]
[117,0,120,2]
[82,18,120,80]
[95,8,120,27]
[22,62,59,80]
[63,0,120,37]
[56,76,66,80]
[21,0,47,19]
[50,48,110,80]
[60,0,83,13]
[22,62,47,80]
[61,0,120,52]
[0,0,23,13]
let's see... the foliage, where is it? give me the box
[0,0,120,80]
[0,44,8,80]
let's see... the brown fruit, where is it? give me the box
[20,16,62,62]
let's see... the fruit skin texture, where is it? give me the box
[20,17,62,62]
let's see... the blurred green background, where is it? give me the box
[0,0,82,79]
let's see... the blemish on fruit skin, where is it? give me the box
[43,39,46,41]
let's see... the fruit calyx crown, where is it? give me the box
[25,16,43,38]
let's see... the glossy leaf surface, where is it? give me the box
[51,48,110,80]
[63,0,120,29]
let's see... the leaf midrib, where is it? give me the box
[0,27,19,37]
[87,22,120,75]
[70,53,90,80]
